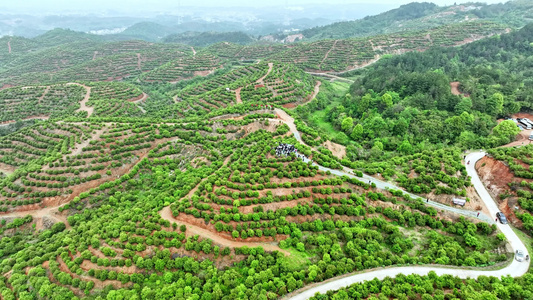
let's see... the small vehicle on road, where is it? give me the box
[496,212,508,224]
[516,250,525,262]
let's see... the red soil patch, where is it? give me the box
[235,87,242,104]
[254,84,265,89]
[160,207,290,255]
[282,103,297,108]
[513,113,533,119]
[450,82,470,97]
[323,140,346,160]
[476,156,522,226]
[128,92,148,103]
[193,70,215,77]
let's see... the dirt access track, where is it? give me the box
[68,83,93,117]
[450,81,470,97]
[160,207,290,255]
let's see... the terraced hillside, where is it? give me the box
[0,84,87,123]
[165,62,316,116]
[203,42,288,61]
[272,20,508,72]
[87,82,145,103]
[0,10,531,300]
[0,42,194,87]
[0,19,508,90]
[300,1,533,41]
[0,115,506,300]
[139,53,222,83]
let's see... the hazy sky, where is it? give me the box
[3,0,507,11]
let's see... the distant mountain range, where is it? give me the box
[1,1,532,48]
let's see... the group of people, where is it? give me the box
[274,143,308,162]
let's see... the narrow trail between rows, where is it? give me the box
[235,87,242,104]
[159,207,290,255]
[69,83,93,117]
[136,53,142,70]
[318,40,338,70]
[191,47,196,56]
[7,40,11,53]
[130,92,148,104]
[309,81,321,101]
[37,86,51,104]
[131,93,148,114]
[256,62,274,84]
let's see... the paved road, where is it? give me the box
[287,152,529,300]
[276,108,493,223]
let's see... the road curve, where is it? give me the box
[275,108,493,222]
[286,151,529,300]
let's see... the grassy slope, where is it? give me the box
[307,81,352,144]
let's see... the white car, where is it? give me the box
[515,250,525,262]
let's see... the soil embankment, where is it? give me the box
[476,156,521,225]
[235,87,242,104]
[159,206,290,255]
[450,82,462,95]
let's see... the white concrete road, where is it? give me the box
[276,108,494,223]
[286,151,530,299]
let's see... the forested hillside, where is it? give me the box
[300,1,533,40]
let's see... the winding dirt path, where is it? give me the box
[136,53,142,70]
[450,82,462,96]
[92,51,98,60]
[160,207,289,255]
[235,87,242,104]
[0,205,70,231]
[129,92,148,103]
[69,83,93,117]
[256,62,274,84]
[70,127,105,156]
[38,86,51,104]
[318,40,338,70]
[156,155,292,255]
[309,81,321,101]
[7,40,11,53]
[501,129,533,148]
[191,47,196,56]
